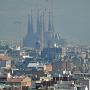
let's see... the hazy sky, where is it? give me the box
[0,0,90,45]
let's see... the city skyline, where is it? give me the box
[0,0,90,45]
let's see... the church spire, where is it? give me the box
[28,10,33,35]
[41,11,45,50]
[23,10,34,48]
[37,9,40,36]
[48,11,54,33]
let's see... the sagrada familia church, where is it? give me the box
[23,9,63,50]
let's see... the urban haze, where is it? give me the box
[0,0,90,45]
[0,0,90,90]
